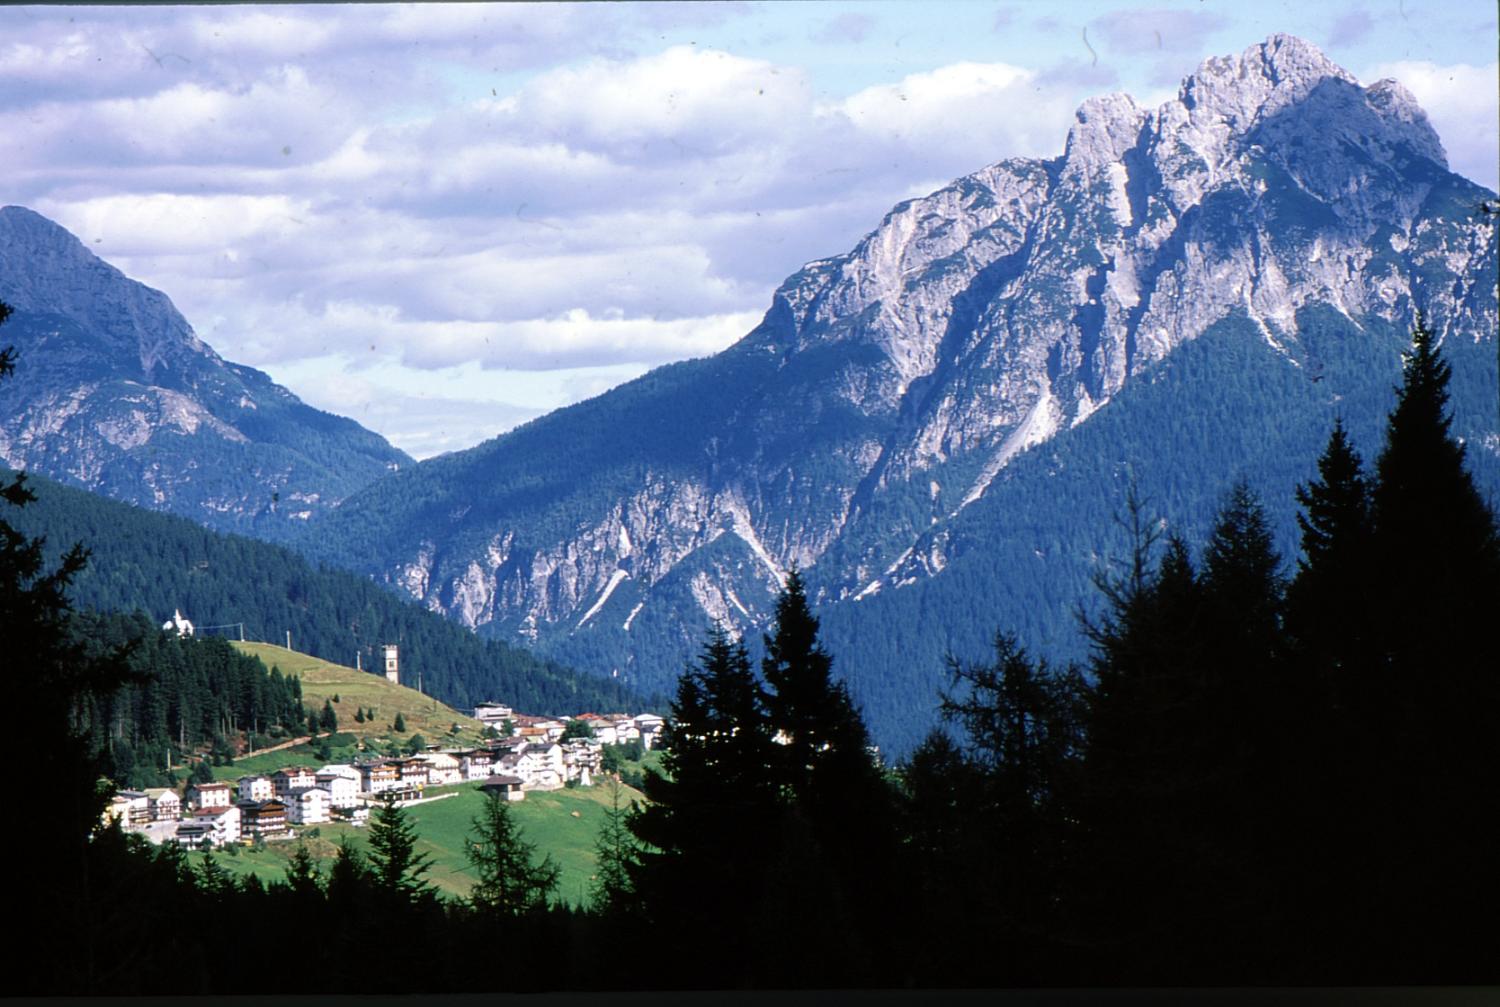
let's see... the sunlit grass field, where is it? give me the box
[199,778,646,907]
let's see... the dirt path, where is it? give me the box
[234,735,313,761]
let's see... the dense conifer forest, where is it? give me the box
[69,611,312,789]
[11,306,1499,991]
[1,462,652,717]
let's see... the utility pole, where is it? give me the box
[286,630,292,650]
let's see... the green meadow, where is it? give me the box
[199,779,646,907]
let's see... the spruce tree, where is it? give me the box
[759,571,901,985]
[628,626,781,985]
[366,795,435,904]
[284,842,323,900]
[467,789,559,917]
[762,570,874,799]
[1078,486,1293,983]
[1288,419,1373,676]
[588,777,639,917]
[1358,319,1500,979]
[319,698,338,733]
[4,302,135,993]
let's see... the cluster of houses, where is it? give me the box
[105,706,667,850]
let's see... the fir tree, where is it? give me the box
[4,301,135,993]
[628,626,782,985]
[588,777,638,917]
[1357,318,1500,979]
[284,842,322,900]
[319,698,338,733]
[467,789,559,917]
[1288,419,1374,676]
[758,572,903,985]
[762,569,874,799]
[366,795,435,904]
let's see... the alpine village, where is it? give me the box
[4,24,1498,997]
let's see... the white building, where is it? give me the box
[145,788,181,822]
[115,790,152,827]
[288,787,331,825]
[562,740,603,786]
[273,767,318,798]
[237,775,274,802]
[634,714,666,750]
[187,781,233,812]
[315,772,360,809]
[420,752,463,787]
[359,760,403,795]
[161,609,195,637]
[517,743,565,791]
[460,750,495,781]
[317,763,360,783]
[181,805,241,847]
[473,702,513,727]
[333,804,370,827]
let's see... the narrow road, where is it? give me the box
[234,735,313,761]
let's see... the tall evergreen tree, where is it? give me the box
[762,570,874,798]
[1356,318,1500,980]
[366,795,435,904]
[1287,419,1373,675]
[589,777,639,917]
[628,626,781,986]
[936,634,1088,982]
[4,301,136,994]
[467,789,559,917]
[758,571,904,986]
[1079,485,1292,983]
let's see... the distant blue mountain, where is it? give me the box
[0,205,412,540]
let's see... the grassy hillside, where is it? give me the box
[234,641,489,749]
[203,779,645,906]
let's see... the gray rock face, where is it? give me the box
[0,206,411,538]
[311,35,1496,698]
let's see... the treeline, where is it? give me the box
[2,465,651,717]
[70,611,310,789]
[13,321,1499,992]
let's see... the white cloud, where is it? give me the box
[841,62,1076,162]
[42,193,314,257]
[1367,60,1500,189]
[513,45,810,156]
[250,301,763,373]
[7,5,1487,460]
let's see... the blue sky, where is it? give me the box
[3,1,1495,457]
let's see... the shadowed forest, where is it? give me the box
[10,310,1498,993]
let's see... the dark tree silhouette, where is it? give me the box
[467,789,559,917]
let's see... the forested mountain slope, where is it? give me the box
[301,35,1498,755]
[4,468,649,718]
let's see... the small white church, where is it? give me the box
[162,609,195,637]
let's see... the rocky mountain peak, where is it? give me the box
[1063,93,1148,178]
[0,207,411,538]
[1179,33,1353,129]
[0,204,203,384]
[301,35,1495,753]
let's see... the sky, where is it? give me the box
[4,1,1496,459]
